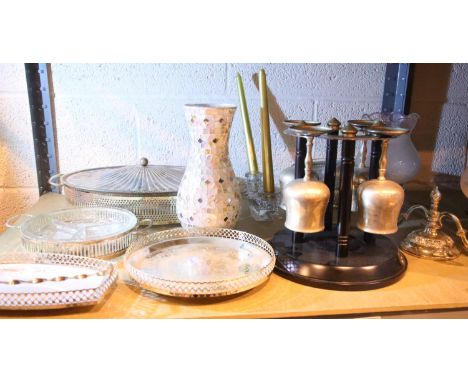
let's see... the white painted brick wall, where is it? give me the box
[1,63,467,232]
[51,63,385,178]
[432,64,468,175]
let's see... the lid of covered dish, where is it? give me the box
[60,158,184,196]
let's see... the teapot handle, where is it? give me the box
[49,173,64,188]
[131,219,153,236]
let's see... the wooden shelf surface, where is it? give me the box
[1,190,467,319]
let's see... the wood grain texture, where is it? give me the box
[1,190,467,319]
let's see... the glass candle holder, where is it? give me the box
[243,171,263,199]
[248,190,284,222]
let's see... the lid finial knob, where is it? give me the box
[140,157,149,167]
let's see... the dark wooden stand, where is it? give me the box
[271,131,407,291]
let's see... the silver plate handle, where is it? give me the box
[132,218,153,236]
[5,214,34,229]
[49,173,64,188]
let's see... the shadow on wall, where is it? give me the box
[409,63,452,178]
[251,72,295,158]
[250,71,331,161]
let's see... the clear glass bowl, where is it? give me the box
[7,207,151,259]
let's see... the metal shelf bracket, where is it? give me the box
[25,63,58,195]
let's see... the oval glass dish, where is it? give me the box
[124,227,276,298]
[6,207,151,259]
[0,252,117,310]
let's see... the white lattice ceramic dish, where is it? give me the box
[124,227,275,298]
[0,252,117,310]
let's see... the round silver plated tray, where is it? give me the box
[0,252,117,310]
[348,119,377,130]
[366,125,410,137]
[49,158,184,225]
[124,227,276,298]
[284,120,321,127]
[284,121,333,138]
[6,207,151,259]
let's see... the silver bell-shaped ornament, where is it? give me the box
[284,136,330,233]
[357,139,404,234]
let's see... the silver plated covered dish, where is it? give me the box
[49,158,184,225]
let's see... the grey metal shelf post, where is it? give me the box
[25,63,58,195]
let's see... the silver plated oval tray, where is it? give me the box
[49,158,184,225]
[6,207,151,259]
[0,252,117,310]
[124,227,276,298]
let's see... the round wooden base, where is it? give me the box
[270,228,407,291]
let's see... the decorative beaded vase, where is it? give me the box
[177,104,241,229]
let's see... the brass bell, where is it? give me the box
[357,139,404,234]
[284,136,330,233]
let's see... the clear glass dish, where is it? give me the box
[124,227,276,298]
[0,252,117,310]
[6,207,151,259]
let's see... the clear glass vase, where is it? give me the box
[363,112,421,184]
